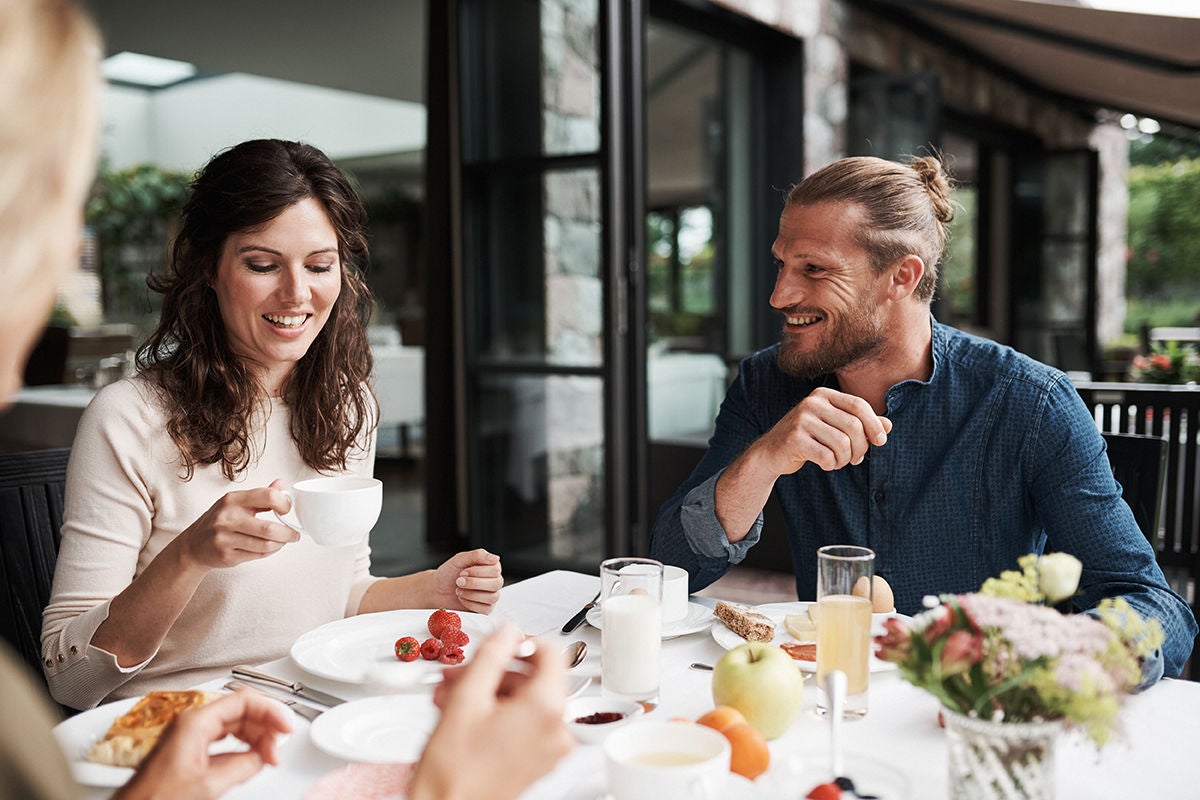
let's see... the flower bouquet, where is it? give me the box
[875,554,1164,799]
[1130,341,1199,384]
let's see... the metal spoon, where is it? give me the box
[689,662,714,671]
[563,640,588,669]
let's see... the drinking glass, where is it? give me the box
[815,545,874,718]
[600,557,663,706]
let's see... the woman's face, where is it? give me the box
[211,197,343,393]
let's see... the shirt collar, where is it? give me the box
[884,314,943,412]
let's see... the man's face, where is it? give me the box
[769,201,887,379]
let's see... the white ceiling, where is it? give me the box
[84,0,426,104]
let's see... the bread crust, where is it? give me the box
[713,601,776,642]
[87,690,217,768]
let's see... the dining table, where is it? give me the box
[62,569,1200,799]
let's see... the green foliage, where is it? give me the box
[1126,158,1200,297]
[1130,134,1200,168]
[86,162,191,319]
[1123,295,1200,334]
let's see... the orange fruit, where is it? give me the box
[723,721,770,779]
[696,706,770,780]
[696,705,747,733]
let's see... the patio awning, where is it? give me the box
[858,0,1200,130]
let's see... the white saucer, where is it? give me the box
[309,695,437,764]
[586,601,715,639]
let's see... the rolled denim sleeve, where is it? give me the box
[680,472,763,561]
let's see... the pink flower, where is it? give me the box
[1151,353,1172,370]
[940,630,983,675]
[875,615,913,663]
[1133,355,1148,370]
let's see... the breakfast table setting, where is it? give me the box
[55,568,1200,800]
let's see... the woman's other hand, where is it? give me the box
[113,690,292,800]
[430,549,503,614]
[177,479,299,570]
[410,622,573,800]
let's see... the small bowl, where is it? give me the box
[564,696,644,745]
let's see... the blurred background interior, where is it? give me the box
[7,0,1200,606]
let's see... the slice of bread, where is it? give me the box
[713,601,776,642]
[88,690,218,768]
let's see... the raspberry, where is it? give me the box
[440,627,470,648]
[439,643,465,665]
[420,637,443,660]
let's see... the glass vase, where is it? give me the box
[943,708,1060,800]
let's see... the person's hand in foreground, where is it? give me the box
[113,690,293,800]
[409,621,574,800]
[429,548,504,614]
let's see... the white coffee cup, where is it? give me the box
[273,476,382,547]
[604,721,731,800]
[661,565,690,623]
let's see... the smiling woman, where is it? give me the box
[41,139,505,712]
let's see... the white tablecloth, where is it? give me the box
[69,570,1200,799]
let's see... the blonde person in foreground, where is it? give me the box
[1,2,570,797]
[0,1,286,797]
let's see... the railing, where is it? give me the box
[1074,380,1200,678]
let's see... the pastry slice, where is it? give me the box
[713,601,776,642]
[88,690,218,768]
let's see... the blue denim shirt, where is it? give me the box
[649,320,1197,680]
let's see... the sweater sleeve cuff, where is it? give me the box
[347,574,384,617]
[43,600,154,709]
[679,470,762,564]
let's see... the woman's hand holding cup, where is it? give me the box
[176,479,299,570]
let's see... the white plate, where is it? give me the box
[291,609,497,684]
[586,601,715,639]
[569,770,766,799]
[710,601,910,674]
[53,693,295,788]
[309,694,438,764]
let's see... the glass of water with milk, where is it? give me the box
[600,558,663,707]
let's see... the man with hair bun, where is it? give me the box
[650,155,1196,685]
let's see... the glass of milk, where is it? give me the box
[600,558,663,707]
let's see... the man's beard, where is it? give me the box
[776,293,886,380]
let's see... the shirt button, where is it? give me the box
[873,490,886,503]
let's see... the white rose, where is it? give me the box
[1038,553,1083,604]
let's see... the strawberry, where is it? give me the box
[438,643,465,665]
[440,627,470,648]
[394,636,420,662]
[428,609,462,639]
[420,637,443,660]
[806,783,842,800]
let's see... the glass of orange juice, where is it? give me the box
[815,545,874,719]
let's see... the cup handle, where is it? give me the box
[272,489,303,533]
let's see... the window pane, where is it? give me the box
[476,374,605,560]
[468,168,601,366]
[678,206,714,315]
[542,0,600,155]
[943,186,978,327]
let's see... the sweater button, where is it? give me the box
[44,658,53,668]
[873,490,885,503]
[70,645,78,655]
[57,653,65,663]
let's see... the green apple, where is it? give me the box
[711,642,804,739]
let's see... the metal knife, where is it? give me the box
[224,680,323,722]
[561,591,601,634]
[231,665,346,707]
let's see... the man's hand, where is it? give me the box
[114,690,292,800]
[757,387,892,475]
[715,387,891,541]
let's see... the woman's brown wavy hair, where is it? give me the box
[139,139,376,480]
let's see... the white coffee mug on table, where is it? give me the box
[660,565,690,623]
[604,720,731,800]
[273,476,382,547]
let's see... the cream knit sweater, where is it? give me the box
[40,377,379,709]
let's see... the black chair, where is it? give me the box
[0,448,70,680]
[1101,432,1167,545]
